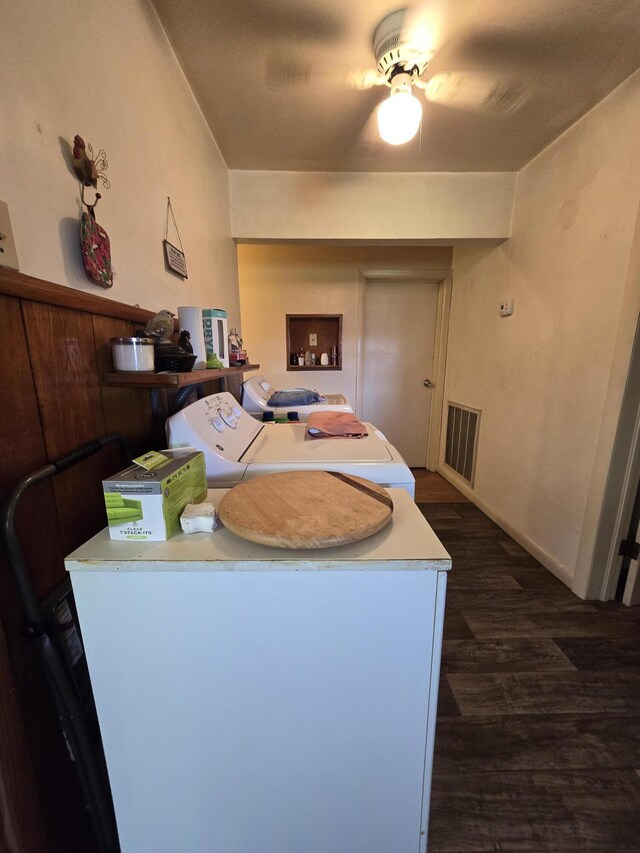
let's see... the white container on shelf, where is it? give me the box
[177,307,208,370]
[110,337,155,372]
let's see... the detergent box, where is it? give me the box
[103,450,207,541]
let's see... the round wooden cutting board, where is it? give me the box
[218,470,394,549]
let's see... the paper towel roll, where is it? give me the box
[177,306,207,369]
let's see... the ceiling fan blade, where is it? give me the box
[216,0,344,42]
[423,71,529,115]
[265,54,313,88]
[348,68,387,91]
[265,53,376,92]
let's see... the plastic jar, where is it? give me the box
[110,337,155,372]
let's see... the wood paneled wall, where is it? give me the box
[0,269,229,851]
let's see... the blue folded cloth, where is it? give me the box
[267,388,327,407]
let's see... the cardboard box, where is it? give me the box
[103,450,207,541]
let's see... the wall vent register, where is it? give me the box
[445,403,480,485]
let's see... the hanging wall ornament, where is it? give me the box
[163,197,188,278]
[80,198,113,288]
[72,135,113,288]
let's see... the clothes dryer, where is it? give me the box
[166,392,414,497]
[242,375,353,421]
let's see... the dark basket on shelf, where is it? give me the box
[154,353,197,373]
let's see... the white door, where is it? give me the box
[361,280,439,467]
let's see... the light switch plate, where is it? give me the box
[309,333,318,346]
[499,298,514,317]
[0,200,20,270]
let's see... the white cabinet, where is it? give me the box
[66,488,450,853]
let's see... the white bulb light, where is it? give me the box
[377,75,422,145]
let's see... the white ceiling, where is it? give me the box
[151,0,640,172]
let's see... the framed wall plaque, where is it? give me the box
[163,240,188,278]
[163,197,188,278]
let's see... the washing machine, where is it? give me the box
[166,392,415,497]
[242,375,353,421]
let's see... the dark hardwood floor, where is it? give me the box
[412,469,471,503]
[419,501,640,853]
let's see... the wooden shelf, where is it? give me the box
[287,365,341,371]
[103,364,260,389]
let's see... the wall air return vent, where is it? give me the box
[445,402,480,485]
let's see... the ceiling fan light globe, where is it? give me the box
[377,90,422,145]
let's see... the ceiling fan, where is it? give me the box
[355,7,528,145]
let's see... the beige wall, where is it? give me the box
[1,0,240,324]
[238,245,452,408]
[230,171,516,241]
[444,68,640,590]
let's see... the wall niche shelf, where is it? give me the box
[287,365,341,372]
[286,314,342,371]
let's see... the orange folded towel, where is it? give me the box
[306,412,368,439]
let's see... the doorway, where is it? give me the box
[356,270,452,470]
[592,310,640,604]
[576,199,640,603]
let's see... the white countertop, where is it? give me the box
[65,488,451,572]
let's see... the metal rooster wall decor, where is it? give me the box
[72,134,113,288]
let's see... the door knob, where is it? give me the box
[424,379,433,387]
